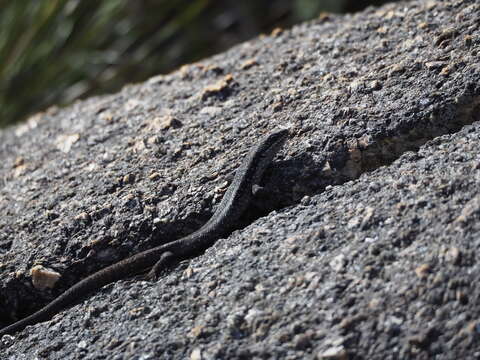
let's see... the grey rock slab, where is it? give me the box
[1,0,480,358]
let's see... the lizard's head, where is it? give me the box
[247,128,289,180]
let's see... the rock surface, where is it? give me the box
[1,0,479,358]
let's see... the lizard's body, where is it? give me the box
[0,128,288,337]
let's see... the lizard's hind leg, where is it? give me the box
[144,251,175,280]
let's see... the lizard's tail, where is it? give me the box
[0,247,166,337]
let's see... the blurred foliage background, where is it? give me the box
[0,0,400,128]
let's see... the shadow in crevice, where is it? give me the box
[259,92,480,213]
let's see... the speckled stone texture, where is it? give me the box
[1,0,479,358]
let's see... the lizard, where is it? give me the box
[0,128,289,337]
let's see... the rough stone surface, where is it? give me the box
[1,0,480,358]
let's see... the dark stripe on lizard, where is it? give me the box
[0,128,289,337]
